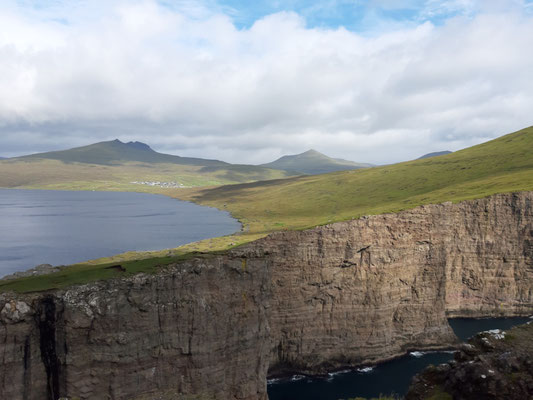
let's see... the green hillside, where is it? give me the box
[182,126,533,233]
[261,149,373,175]
[0,140,294,189]
[20,139,226,166]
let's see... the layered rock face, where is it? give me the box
[0,257,272,400]
[259,192,533,375]
[1,192,532,399]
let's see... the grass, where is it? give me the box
[0,250,216,293]
[176,126,533,234]
[0,159,293,190]
[426,386,453,400]
[1,126,533,293]
[0,232,267,293]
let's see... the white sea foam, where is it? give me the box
[485,329,505,339]
[290,375,306,382]
[357,366,374,373]
[328,369,351,377]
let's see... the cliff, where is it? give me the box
[1,192,532,399]
[406,322,533,399]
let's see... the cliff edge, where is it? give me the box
[1,192,532,399]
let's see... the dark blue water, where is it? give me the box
[448,317,530,341]
[0,189,241,277]
[267,317,531,400]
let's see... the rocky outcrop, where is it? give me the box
[1,192,532,399]
[406,322,533,400]
[1,264,62,281]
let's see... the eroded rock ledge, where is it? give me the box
[406,322,533,399]
[1,192,532,399]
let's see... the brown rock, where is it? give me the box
[0,192,532,399]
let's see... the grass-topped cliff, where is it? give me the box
[1,126,533,293]
[179,126,533,233]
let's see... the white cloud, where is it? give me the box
[0,0,532,164]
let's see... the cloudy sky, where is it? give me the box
[1,0,532,164]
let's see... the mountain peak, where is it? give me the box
[125,141,153,152]
[302,149,321,155]
[261,149,372,175]
[108,139,152,152]
[19,139,226,167]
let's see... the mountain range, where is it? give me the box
[0,140,373,190]
[0,139,464,191]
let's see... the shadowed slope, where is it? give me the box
[417,151,452,159]
[19,139,226,166]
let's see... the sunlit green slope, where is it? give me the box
[182,126,533,233]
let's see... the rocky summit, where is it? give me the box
[0,192,532,399]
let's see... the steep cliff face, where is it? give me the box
[0,257,272,400]
[259,193,533,375]
[1,192,532,399]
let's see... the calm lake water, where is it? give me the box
[0,189,241,277]
[267,317,531,400]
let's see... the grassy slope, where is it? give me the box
[179,126,533,233]
[2,126,533,293]
[0,159,293,189]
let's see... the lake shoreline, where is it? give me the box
[0,188,241,277]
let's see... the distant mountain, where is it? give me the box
[418,151,452,159]
[0,157,6,160]
[3,139,295,188]
[260,149,373,175]
[19,139,227,167]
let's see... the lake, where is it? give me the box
[0,189,241,277]
[267,317,532,400]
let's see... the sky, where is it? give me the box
[0,0,532,164]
